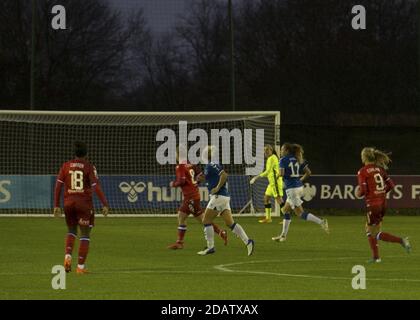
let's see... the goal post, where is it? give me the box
[0,110,280,217]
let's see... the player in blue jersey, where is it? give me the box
[197,146,255,256]
[272,143,329,242]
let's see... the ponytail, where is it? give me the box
[373,149,392,170]
[282,142,305,164]
[361,147,391,169]
[292,144,304,164]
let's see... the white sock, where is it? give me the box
[204,224,215,249]
[231,223,249,245]
[65,254,72,260]
[307,213,323,225]
[282,216,291,236]
[77,264,85,269]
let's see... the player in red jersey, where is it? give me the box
[167,147,227,249]
[356,147,411,263]
[53,141,109,274]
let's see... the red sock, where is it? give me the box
[78,238,90,266]
[177,225,186,243]
[378,232,402,244]
[368,236,379,259]
[212,223,221,235]
[65,233,76,255]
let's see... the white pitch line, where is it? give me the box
[94,270,212,275]
[0,270,212,277]
[214,256,420,283]
[214,255,404,271]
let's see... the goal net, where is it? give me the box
[0,111,280,216]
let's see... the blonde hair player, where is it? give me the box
[250,145,283,223]
[357,147,411,263]
[196,146,255,256]
[272,143,329,242]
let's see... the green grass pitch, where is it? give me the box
[0,216,419,300]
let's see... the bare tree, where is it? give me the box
[129,31,191,109]
[128,0,231,109]
[0,0,149,109]
[235,0,418,121]
[176,0,231,108]
[0,0,32,107]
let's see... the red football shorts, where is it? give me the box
[179,197,202,217]
[64,199,95,228]
[366,203,386,226]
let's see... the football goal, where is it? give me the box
[0,111,280,216]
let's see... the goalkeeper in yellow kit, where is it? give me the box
[250,145,283,223]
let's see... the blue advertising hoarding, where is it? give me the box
[93,175,251,210]
[0,175,252,210]
[0,175,52,209]
[1,175,419,211]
